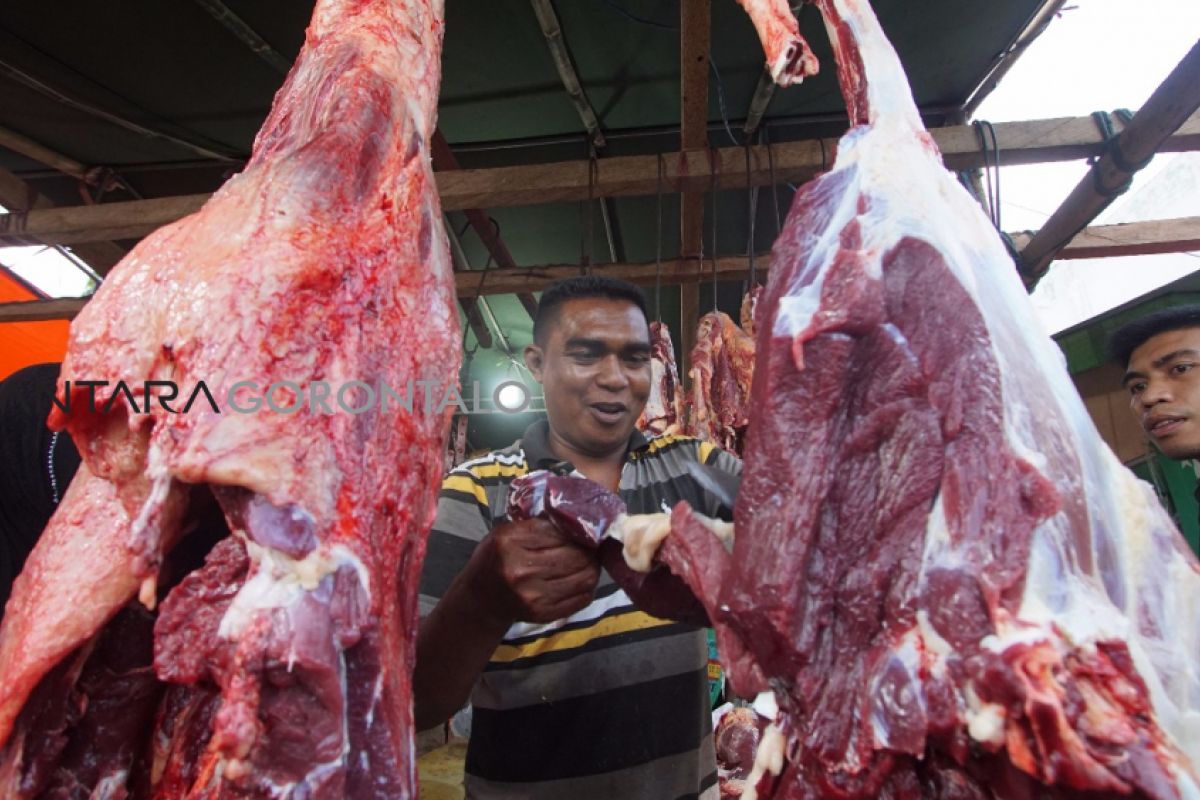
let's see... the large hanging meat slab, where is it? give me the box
[639,0,1200,797]
[0,0,459,796]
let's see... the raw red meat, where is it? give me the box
[733,0,819,86]
[638,0,1200,797]
[637,321,686,436]
[716,707,770,799]
[0,0,459,795]
[687,311,755,455]
[507,470,710,627]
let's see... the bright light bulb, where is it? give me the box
[495,382,528,412]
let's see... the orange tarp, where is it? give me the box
[0,271,69,380]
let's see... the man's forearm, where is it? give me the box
[412,567,511,731]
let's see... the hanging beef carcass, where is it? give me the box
[0,0,459,796]
[637,321,686,436]
[623,0,1200,797]
[688,311,756,455]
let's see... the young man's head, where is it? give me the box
[1109,305,1200,460]
[524,276,652,458]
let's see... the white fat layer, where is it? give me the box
[612,511,735,573]
[962,682,1006,747]
[741,723,787,800]
[752,691,778,721]
[611,513,670,573]
[915,610,951,665]
[218,538,371,640]
[703,517,736,545]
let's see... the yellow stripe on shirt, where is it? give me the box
[441,474,489,506]
[470,462,529,480]
[441,461,528,507]
[489,609,675,664]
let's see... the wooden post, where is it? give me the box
[679,0,710,382]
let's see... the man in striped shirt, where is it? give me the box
[414,276,741,799]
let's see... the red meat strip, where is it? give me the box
[0,0,459,796]
[638,321,686,436]
[688,312,756,455]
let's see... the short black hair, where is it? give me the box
[1107,305,1200,366]
[532,275,650,344]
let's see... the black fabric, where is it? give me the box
[0,363,81,616]
[467,667,709,783]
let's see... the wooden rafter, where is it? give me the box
[6,111,1198,249]
[0,126,92,183]
[1020,40,1200,285]
[431,131,539,321]
[0,164,125,273]
[18,216,1192,324]
[8,215,1195,324]
[529,0,605,148]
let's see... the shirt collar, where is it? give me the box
[519,418,650,470]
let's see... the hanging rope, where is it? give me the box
[655,153,665,322]
[764,126,782,235]
[1089,109,1145,198]
[972,120,1002,230]
[710,150,719,314]
[581,143,598,274]
[744,142,758,289]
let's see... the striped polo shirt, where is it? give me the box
[419,420,741,800]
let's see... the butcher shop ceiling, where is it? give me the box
[0,0,1054,448]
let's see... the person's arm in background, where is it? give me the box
[412,469,600,731]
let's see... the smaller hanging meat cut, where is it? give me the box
[687,311,755,455]
[637,321,686,436]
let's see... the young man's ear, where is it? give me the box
[524,343,545,383]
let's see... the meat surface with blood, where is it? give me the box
[629,0,1200,797]
[0,0,459,796]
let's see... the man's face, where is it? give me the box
[525,298,652,457]
[1124,327,1200,460]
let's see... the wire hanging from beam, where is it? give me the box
[710,151,719,314]
[654,153,664,323]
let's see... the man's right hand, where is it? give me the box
[467,518,601,626]
[413,518,600,730]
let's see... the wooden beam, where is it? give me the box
[431,131,539,319]
[1020,40,1200,285]
[190,0,294,74]
[3,111,1200,248]
[529,0,605,148]
[962,0,1071,117]
[0,194,207,245]
[0,164,126,273]
[1010,216,1200,261]
[0,297,87,322]
[0,126,91,182]
[8,216,1196,324]
[679,0,710,379]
